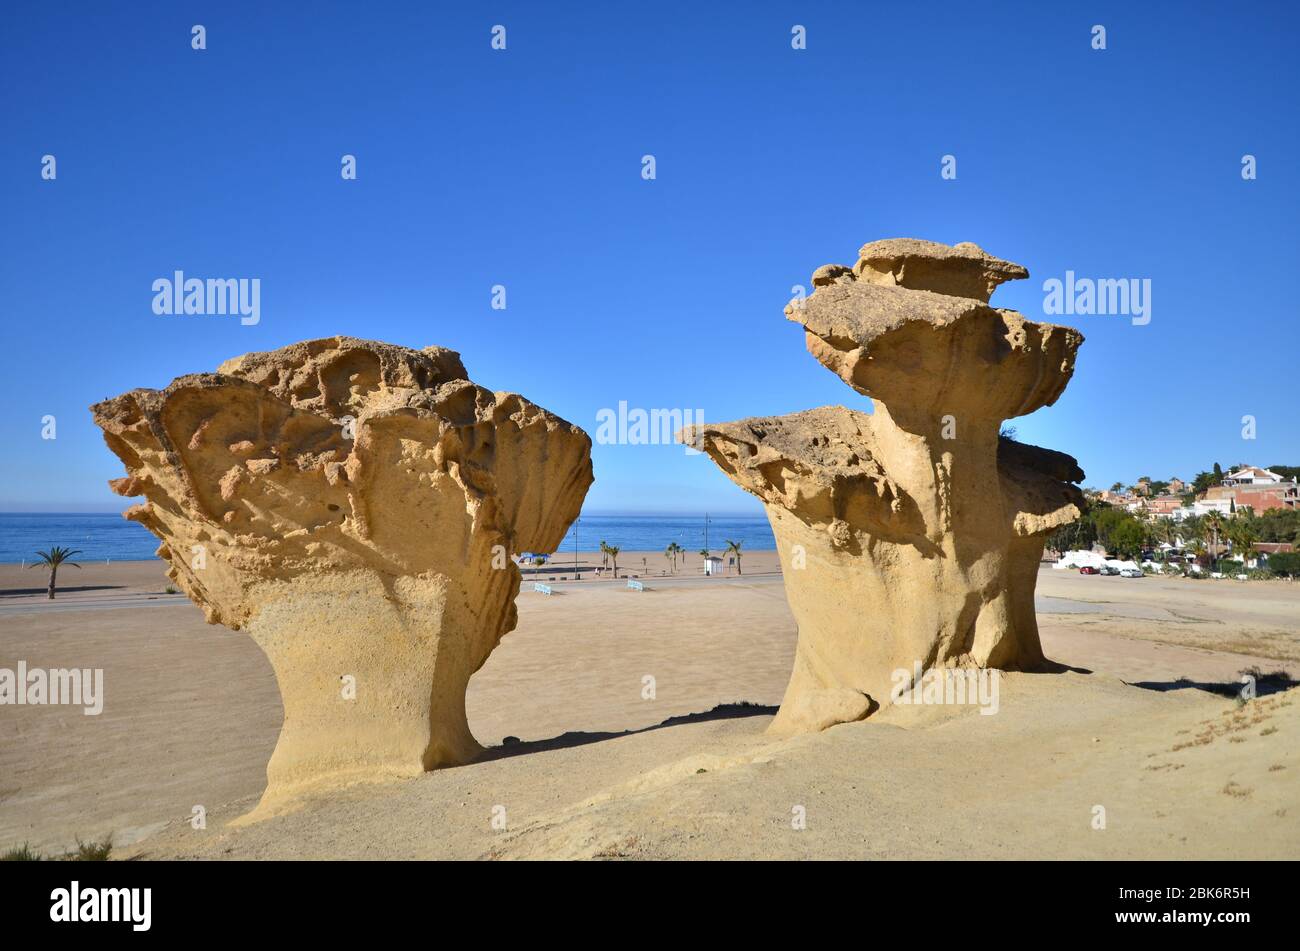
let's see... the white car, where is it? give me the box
[1119,568,1143,578]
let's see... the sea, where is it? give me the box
[0,512,776,564]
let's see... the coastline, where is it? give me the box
[0,550,785,603]
[0,551,782,570]
[0,512,779,567]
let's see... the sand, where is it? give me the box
[1,558,1297,859]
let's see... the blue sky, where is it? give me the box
[2,1,1296,514]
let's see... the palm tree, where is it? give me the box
[1150,517,1176,560]
[663,542,683,574]
[724,539,743,575]
[30,546,82,599]
[606,545,620,579]
[1226,519,1258,566]
[1141,517,1157,550]
[1178,514,1204,552]
[599,540,610,570]
[1204,511,1225,567]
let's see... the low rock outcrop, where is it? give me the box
[684,240,1085,734]
[92,337,592,816]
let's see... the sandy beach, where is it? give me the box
[2,557,1296,859]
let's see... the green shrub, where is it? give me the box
[1,843,42,861]
[72,837,112,861]
[2,836,111,861]
[1265,552,1300,576]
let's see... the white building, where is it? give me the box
[1223,466,1284,486]
[1192,497,1234,516]
[702,555,724,576]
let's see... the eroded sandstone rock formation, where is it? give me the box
[91,337,592,816]
[684,240,1085,734]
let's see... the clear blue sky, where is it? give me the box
[2,1,1296,514]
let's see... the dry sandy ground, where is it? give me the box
[1,559,1297,859]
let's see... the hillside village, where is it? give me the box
[1050,464,1300,578]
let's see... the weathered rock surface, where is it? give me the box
[685,239,1085,734]
[91,337,592,816]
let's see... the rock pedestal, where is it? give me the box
[685,240,1085,734]
[92,337,593,815]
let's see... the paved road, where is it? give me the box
[0,573,784,617]
[0,594,192,617]
[0,573,1113,616]
[521,572,783,592]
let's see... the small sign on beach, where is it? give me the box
[627,579,644,591]
[533,582,553,595]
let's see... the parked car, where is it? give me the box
[1099,566,1121,575]
[1119,568,1143,578]
[1079,566,1100,575]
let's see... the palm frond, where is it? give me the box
[30,546,83,568]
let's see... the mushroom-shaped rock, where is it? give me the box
[91,337,593,817]
[853,238,1029,302]
[686,241,1084,734]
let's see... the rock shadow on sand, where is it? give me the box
[474,701,779,762]
[1129,667,1297,699]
